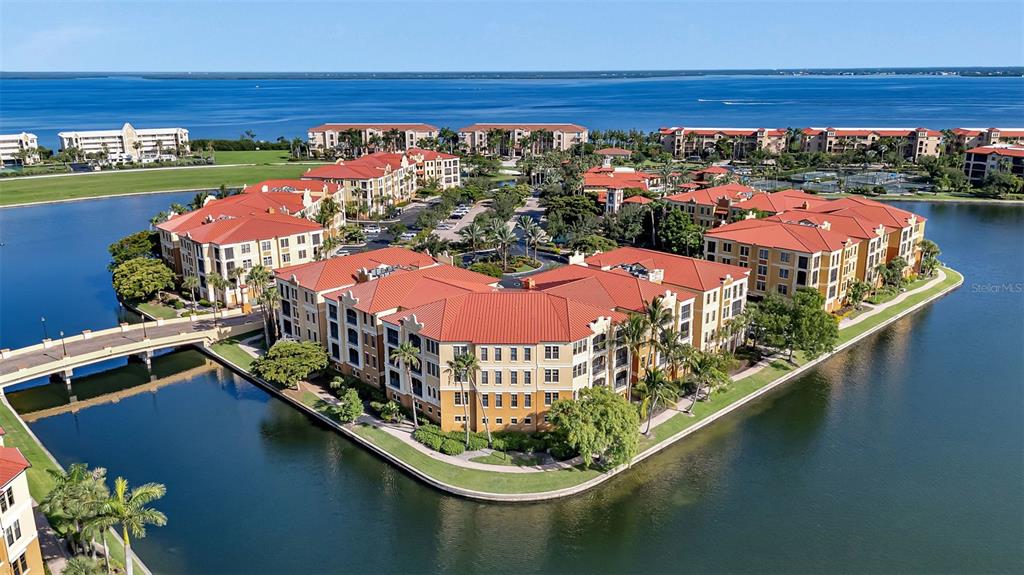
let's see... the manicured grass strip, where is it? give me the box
[135,302,178,320]
[213,150,294,164]
[351,425,602,493]
[0,400,62,499]
[0,164,310,206]
[838,267,961,345]
[469,452,544,467]
[210,336,260,371]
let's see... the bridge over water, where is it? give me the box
[0,311,263,388]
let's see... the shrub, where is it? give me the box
[465,433,489,451]
[439,438,466,456]
[173,300,185,310]
[198,298,213,307]
[469,262,504,278]
[371,400,404,423]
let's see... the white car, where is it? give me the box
[363,225,383,234]
[398,232,417,242]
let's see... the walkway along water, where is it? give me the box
[202,267,963,502]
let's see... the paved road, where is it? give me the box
[0,312,260,377]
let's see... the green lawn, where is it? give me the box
[469,452,545,467]
[210,333,263,371]
[838,267,961,345]
[135,302,178,320]
[214,150,294,164]
[0,164,313,206]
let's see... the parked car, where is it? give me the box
[398,232,417,242]
[363,225,383,234]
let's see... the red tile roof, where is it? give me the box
[302,152,410,181]
[274,247,439,292]
[459,123,587,133]
[182,211,322,245]
[406,147,459,161]
[157,191,312,235]
[241,179,342,197]
[595,147,634,156]
[584,247,749,292]
[583,167,655,191]
[768,210,885,241]
[623,195,652,205]
[0,447,29,488]
[660,127,786,137]
[383,291,624,344]
[665,182,755,206]
[529,265,687,312]
[807,195,926,229]
[705,218,854,253]
[965,145,1024,158]
[308,123,438,133]
[324,265,496,313]
[733,189,829,213]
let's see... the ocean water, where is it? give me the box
[1,75,1022,148]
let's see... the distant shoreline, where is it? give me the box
[2,67,1022,80]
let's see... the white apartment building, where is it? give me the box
[58,122,189,160]
[0,133,39,166]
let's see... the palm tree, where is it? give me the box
[105,477,167,575]
[445,354,473,447]
[637,368,678,434]
[457,220,486,252]
[63,556,106,575]
[461,352,492,447]
[643,297,672,371]
[206,272,229,320]
[260,286,282,342]
[228,266,245,308]
[488,222,517,271]
[657,328,693,380]
[40,464,108,556]
[390,341,421,427]
[182,274,200,310]
[620,314,648,403]
[524,224,548,262]
[685,350,730,414]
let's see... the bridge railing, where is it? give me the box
[0,308,248,361]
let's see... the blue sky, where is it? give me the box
[2,1,1022,72]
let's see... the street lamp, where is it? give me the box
[59,331,68,358]
[141,316,149,340]
[40,316,49,340]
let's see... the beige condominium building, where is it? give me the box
[302,152,419,216]
[951,127,1024,149]
[0,430,45,575]
[0,133,39,166]
[703,218,860,313]
[156,180,342,275]
[58,122,189,161]
[273,248,462,346]
[307,123,439,153]
[174,212,324,306]
[664,183,761,228]
[963,145,1024,184]
[806,196,927,275]
[659,127,787,159]
[799,127,941,161]
[458,123,588,156]
[377,291,626,433]
[582,247,750,351]
[404,148,461,189]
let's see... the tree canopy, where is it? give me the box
[251,340,328,388]
[749,288,838,361]
[108,230,158,271]
[112,257,174,301]
[549,385,639,468]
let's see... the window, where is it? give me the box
[279,238,290,248]
[572,340,586,355]
[780,251,791,263]
[297,235,307,244]
[261,240,272,252]
[426,339,439,355]
[346,309,358,326]
[511,394,519,407]
[524,371,532,385]
[779,268,790,279]
[494,371,502,385]
[510,371,518,385]
[11,553,27,575]
[453,345,468,357]
[5,519,21,546]
[481,371,489,385]
[427,362,439,377]
[480,347,488,361]
[544,345,559,360]
[723,242,733,253]
[525,394,532,407]
[241,243,251,254]
[706,241,716,253]
[0,486,13,512]
[544,369,559,383]
[756,280,766,291]
[263,256,273,266]
[349,348,360,365]
[481,393,489,407]
[757,264,768,277]
[544,392,556,405]
[494,347,502,361]
[758,248,769,260]
[281,253,291,264]
[495,394,503,408]
[739,246,750,257]
[777,284,789,295]
[312,233,321,245]
[510,348,518,361]
[572,362,587,378]
[298,250,307,260]
[495,418,503,425]
[798,255,809,269]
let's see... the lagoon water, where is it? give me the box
[1,75,1023,147]
[1,196,1021,573]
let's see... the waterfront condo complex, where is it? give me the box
[963,144,1024,184]
[57,122,190,161]
[659,127,788,159]
[306,123,440,153]
[0,133,39,166]
[457,123,589,156]
[799,127,942,161]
